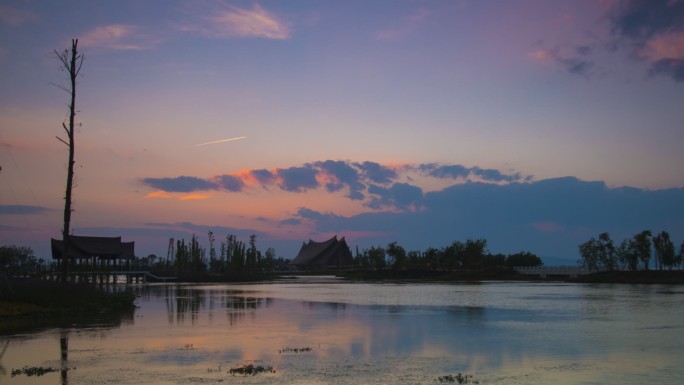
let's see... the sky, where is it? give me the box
[1,0,683,264]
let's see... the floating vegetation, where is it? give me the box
[278,346,312,354]
[435,373,475,384]
[11,366,60,377]
[228,364,275,376]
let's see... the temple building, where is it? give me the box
[291,235,354,269]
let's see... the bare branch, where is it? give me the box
[56,136,69,146]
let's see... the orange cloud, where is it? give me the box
[179,194,210,201]
[529,49,553,62]
[145,190,209,201]
[145,190,174,199]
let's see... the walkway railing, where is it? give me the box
[514,266,604,278]
[42,270,177,283]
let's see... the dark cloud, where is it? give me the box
[313,160,366,199]
[296,207,326,220]
[419,163,523,183]
[420,163,469,179]
[470,167,522,182]
[650,58,684,82]
[277,166,319,192]
[355,161,398,184]
[367,182,424,210]
[0,205,51,215]
[216,175,245,192]
[251,169,275,184]
[280,218,301,225]
[301,176,684,262]
[142,176,216,192]
[610,0,684,40]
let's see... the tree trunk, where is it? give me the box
[58,39,81,284]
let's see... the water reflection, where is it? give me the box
[0,340,7,376]
[3,282,684,384]
[60,332,68,385]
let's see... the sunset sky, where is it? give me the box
[1,0,683,263]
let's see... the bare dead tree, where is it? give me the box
[55,39,84,283]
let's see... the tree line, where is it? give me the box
[144,232,290,275]
[146,235,543,275]
[579,230,683,271]
[354,239,542,271]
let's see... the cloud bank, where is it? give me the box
[138,160,684,261]
[142,161,527,210]
[284,176,684,260]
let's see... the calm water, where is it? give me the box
[3,277,684,384]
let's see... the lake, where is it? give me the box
[3,276,684,384]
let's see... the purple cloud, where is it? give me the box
[142,176,217,192]
[355,161,398,184]
[216,175,245,192]
[277,166,319,192]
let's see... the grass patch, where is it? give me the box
[435,373,475,383]
[228,364,275,375]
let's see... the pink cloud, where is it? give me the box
[373,8,430,41]
[529,49,553,62]
[199,4,291,39]
[0,6,37,27]
[640,32,684,62]
[531,221,564,233]
[79,24,158,50]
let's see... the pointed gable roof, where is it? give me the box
[291,235,354,268]
[51,235,135,260]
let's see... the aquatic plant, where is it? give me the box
[228,364,275,375]
[11,366,59,377]
[278,346,312,354]
[436,373,474,384]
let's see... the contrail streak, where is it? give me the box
[193,136,247,147]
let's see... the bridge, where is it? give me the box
[513,266,603,278]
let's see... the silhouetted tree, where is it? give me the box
[246,235,258,274]
[208,230,219,272]
[578,232,616,271]
[462,239,487,269]
[633,230,652,270]
[386,242,407,270]
[367,246,386,270]
[263,247,276,273]
[506,251,543,268]
[55,39,84,284]
[616,238,639,271]
[653,231,676,270]
[0,245,43,277]
[423,247,440,270]
[189,234,205,272]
